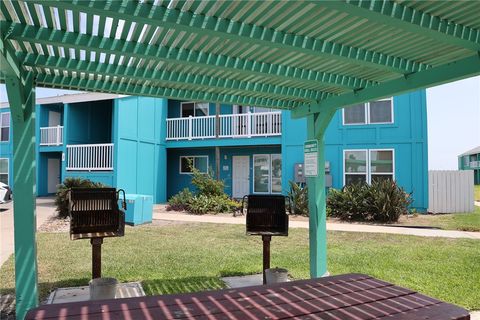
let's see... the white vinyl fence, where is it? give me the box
[428,170,474,213]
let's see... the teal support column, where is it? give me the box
[306,110,335,278]
[5,72,39,318]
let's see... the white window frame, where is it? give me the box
[270,154,282,194]
[179,155,209,174]
[343,148,395,185]
[253,154,282,194]
[0,158,9,185]
[343,149,368,185]
[369,149,395,183]
[342,98,394,125]
[180,102,209,118]
[0,112,10,142]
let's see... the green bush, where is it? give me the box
[288,181,309,216]
[327,180,412,223]
[167,188,194,211]
[55,177,107,218]
[167,161,240,214]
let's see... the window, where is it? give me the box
[0,113,10,142]
[464,156,469,167]
[253,154,282,194]
[344,149,394,185]
[343,99,393,125]
[0,158,8,185]
[181,102,209,117]
[179,156,209,174]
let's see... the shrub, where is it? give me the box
[327,180,412,223]
[288,181,309,216]
[167,160,240,214]
[167,188,193,211]
[55,177,107,218]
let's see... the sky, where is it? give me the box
[1,76,479,170]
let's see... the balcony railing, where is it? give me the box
[470,161,479,168]
[166,112,282,140]
[66,143,114,171]
[40,126,63,146]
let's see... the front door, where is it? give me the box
[47,158,60,194]
[232,156,250,198]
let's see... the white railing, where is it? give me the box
[166,112,282,140]
[40,126,63,146]
[470,161,479,168]
[66,143,114,171]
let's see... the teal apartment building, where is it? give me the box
[0,90,428,211]
[458,146,480,185]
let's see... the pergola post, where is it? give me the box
[306,111,335,278]
[4,72,39,319]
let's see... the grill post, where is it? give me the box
[91,237,103,279]
[262,235,271,284]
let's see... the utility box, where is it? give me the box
[294,163,306,183]
[120,194,153,226]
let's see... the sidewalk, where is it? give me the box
[153,211,480,240]
[0,198,56,267]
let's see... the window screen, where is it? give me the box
[369,100,392,123]
[343,104,366,124]
[0,113,10,142]
[0,159,8,185]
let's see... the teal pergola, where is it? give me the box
[1,1,480,318]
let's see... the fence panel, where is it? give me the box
[428,170,474,213]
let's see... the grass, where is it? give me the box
[397,206,480,232]
[1,223,479,312]
[475,185,480,201]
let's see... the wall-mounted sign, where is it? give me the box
[304,140,318,177]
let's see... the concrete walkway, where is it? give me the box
[0,198,56,267]
[153,211,480,240]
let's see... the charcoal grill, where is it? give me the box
[243,194,289,284]
[68,187,126,279]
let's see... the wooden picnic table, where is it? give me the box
[26,273,470,319]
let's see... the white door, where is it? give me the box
[48,111,61,126]
[47,158,60,193]
[232,156,250,198]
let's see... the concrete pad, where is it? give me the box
[471,311,480,320]
[221,274,263,288]
[46,282,145,304]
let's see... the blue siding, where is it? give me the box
[114,96,167,203]
[67,100,112,144]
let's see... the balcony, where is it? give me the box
[40,126,63,146]
[66,143,114,171]
[166,112,282,141]
[470,161,479,168]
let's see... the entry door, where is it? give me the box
[232,156,250,198]
[48,111,61,126]
[47,158,60,193]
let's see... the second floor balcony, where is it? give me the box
[166,111,282,141]
[66,143,114,171]
[40,126,64,146]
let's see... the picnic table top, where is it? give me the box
[26,273,470,320]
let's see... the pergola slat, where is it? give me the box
[38,0,430,74]
[319,0,480,52]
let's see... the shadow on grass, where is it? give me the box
[142,276,227,296]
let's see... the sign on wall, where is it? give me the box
[304,140,318,177]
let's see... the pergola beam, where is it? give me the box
[319,0,480,52]
[38,0,429,74]
[34,73,302,109]
[292,54,480,118]
[19,53,325,103]
[2,21,375,92]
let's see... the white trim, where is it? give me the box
[342,97,394,125]
[343,149,368,186]
[0,112,10,142]
[0,158,9,185]
[343,148,395,185]
[253,154,271,194]
[368,149,395,183]
[180,101,209,118]
[179,155,209,174]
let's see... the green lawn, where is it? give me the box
[397,206,480,232]
[475,185,480,201]
[1,223,479,311]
